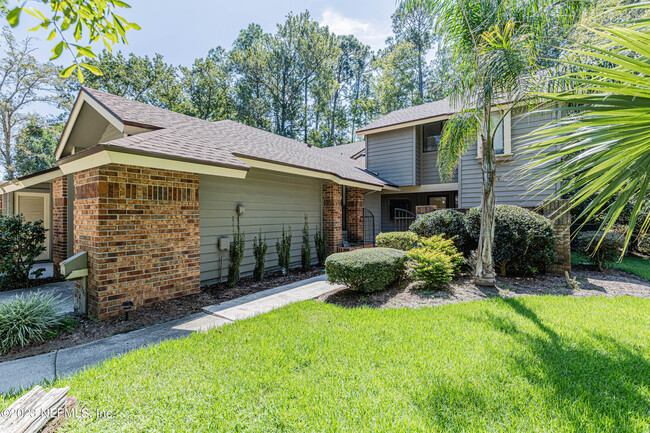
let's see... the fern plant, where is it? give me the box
[227,217,245,288]
[253,229,268,281]
[276,224,292,274]
[301,215,311,271]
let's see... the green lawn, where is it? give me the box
[3,297,650,432]
[572,252,650,281]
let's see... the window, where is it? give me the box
[422,121,444,153]
[427,195,448,209]
[389,199,412,220]
[477,111,511,158]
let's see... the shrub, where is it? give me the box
[376,231,418,251]
[409,209,473,254]
[276,224,292,273]
[0,291,63,354]
[408,235,464,288]
[325,248,407,292]
[573,231,623,271]
[314,229,327,266]
[0,214,47,288]
[465,205,555,275]
[227,218,245,288]
[301,215,311,271]
[252,229,268,281]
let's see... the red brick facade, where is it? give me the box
[322,183,343,256]
[542,199,572,275]
[345,186,364,244]
[73,164,200,319]
[52,176,68,277]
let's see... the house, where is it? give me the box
[0,89,565,319]
[354,98,560,234]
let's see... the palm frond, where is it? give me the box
[438,109,481,182]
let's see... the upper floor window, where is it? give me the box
[422,121,444,153]
[477,111,512,158]
[492,113,505,155]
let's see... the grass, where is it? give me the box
[572,252,650,281]
[3,297,650,432]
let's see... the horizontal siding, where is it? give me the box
[363,192,382,239]
[459,108,557,208]
[421,151,458,184]
[366,127,415,186]
[199,170,322,285]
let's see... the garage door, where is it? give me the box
[15,192,51,261]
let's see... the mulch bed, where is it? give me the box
[320,268,650,310]
[0,267,324,363]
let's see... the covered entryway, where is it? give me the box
[15,191,51,261]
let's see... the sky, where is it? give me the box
[11,0,397,67]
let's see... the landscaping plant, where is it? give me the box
[314,229,327,266]
[465,205,555,276]
[276,224,292,274]
[0,214,47,290]
[409,209,473,254]
[408,235,464,288]
[573,231,623,271]
[325,248,407,292]
[301,215,311,271]
[376,231,418,251]
[253,229,268,281]
[0,291,63,354]
[227,218,245,287]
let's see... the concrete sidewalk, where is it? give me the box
[0,280,74,314]
[0,274,340,395]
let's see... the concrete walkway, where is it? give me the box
[0,274,340,395]
[0,280,74,314]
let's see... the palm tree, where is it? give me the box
[524,16,650,254]
[407,0,581,285]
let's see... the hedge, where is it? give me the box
[325,248,407,292]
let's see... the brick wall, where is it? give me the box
[74,164,200,319]
[345,187,364,244]
[322,183,342,256]
[52,176,68,277]
[542,199,572,275]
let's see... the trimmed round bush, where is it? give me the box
[325,248,407,292]
[0,291,63,354]
[376,231,418,251]
[573,231,623,271]
[465,205,555,275]
[409,210,473,254]
[408,235,464,288]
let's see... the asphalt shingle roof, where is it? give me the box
[81,88,388,187]
[357,98,457,133]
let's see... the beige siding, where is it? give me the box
[459,108,557,208]
[366,127,415,186]
[199,169,322,285]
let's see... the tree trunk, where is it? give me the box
[475,109,497,286]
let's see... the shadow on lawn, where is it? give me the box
[486,298,650,431]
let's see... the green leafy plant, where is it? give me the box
[408,235,464,288]
[376,231,419,251]
[314,229,327,266]
[0,214,47,289]
[573,231,623,271]
[325,248,407,292]
[276,224,292,274]
[227,218,245,288]
[0,291,64,354]
[301,215,311,271]
[253,229,268,282]
[409,209,473,254]
[465,205,555,276]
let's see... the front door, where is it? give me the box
[15,192,51,261]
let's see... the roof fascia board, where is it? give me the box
[0,168,64,193]
[55,92,125,160]
[238,157,383,191]
[58,149,248,180]
[357,114,453,136]
[394,183,459,193]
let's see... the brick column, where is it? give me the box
[323,183,343,256]
[74,164,201,319]
[346,187,364,244]
[542,199,571,275]
[52,176,68,277]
